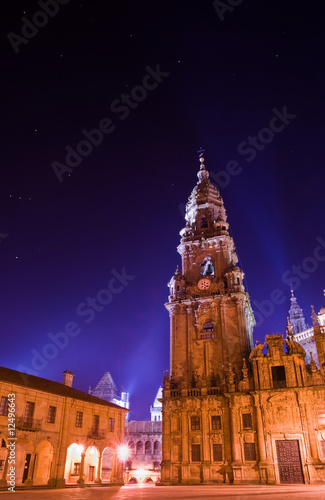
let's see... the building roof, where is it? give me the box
[0,366,128,411]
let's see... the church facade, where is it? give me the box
[160,154,325,485]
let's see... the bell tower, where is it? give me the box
[166,153,255,387]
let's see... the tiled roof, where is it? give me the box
[0,366,128,411]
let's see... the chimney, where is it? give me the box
[62,370,74,387]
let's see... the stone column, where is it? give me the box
[253,393,268,484]
[0,452,9,486]
[202,406,211,482]
[181,410,189,483]
[300,400,318,461]
[25,452,36,485]
[77,452,85,485]
[229,403,241,463]
[95,454,102,483]
[254,394,266,462]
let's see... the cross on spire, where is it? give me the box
[197,147,205,158]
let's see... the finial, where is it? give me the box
[289,282,294,297]
[311,305,319,326]
[286,316,294,340]
[196,147,209,182]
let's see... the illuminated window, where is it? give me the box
[191,415,200,430]
[200,258,214,276]
[191,444,201,462]
[0,397,8,416]
[76,411,83,428]
[242,413,252,429]
[47,406,56,424]
[272,365,287,388]
[126,460,132,469]
[244,443,256,461]
[212,443,222,462]
[317,410,325,426]
[153,461,160,470]
[211,415,221,430]
[145,441,152,454]
[153,441,160,454]
[109,418,115,432]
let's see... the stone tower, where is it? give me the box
[288,287,308,334]
[160,155,325,486]
[165,154,255,387]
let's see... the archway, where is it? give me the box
[85,446,99,483]
[101,447,112,482]
[15,438,33,485]
[64,443,83,484]
[33,440,54,485]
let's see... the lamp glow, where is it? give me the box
[117,444,130,461]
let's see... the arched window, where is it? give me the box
[200,258,214,276]
[203,322,214,332]
[128,441,135,453]
[145,441,152,454]
[153,441,160,454]
[136,441,143,454]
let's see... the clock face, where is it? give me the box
[198,278,211,290]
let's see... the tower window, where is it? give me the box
[203,322,214,332]
[271,365,287,389]
[237,277,240,285]
[200,258,214,276]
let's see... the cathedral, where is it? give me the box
[160,154,325,485]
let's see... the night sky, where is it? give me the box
[1,0,325,420]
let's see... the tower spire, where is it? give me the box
[288,288,308,334]
[196,147,209,182]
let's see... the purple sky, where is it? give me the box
[1,0,325,419]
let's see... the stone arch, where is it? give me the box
[101,447,113,482]
[84,445,99,483]
[145,441,152,455]
[64,443,84,484]
[153,441,161,454]
[33,440,54,485]
[15,437,34,485]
